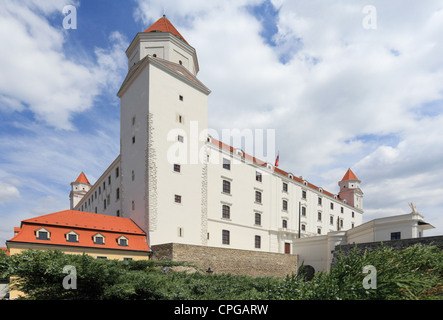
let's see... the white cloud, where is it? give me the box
[134,0,443,234]
[0,0,128,130]
[0,182,20,204]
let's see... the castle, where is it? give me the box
[69,15,364,255]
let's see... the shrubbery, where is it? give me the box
[0,244,441,300]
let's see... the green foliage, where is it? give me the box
[1,244,442,300]
[266,243,443,300]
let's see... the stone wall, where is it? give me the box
[151,243,298,278]
[331,235,443,268]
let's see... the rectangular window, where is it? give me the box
[104,199,107,210]
[282,219,288,229]
[255,191,262,204]
[103,182,106,190]
[256,171,262,182]
[132,201,135,210]
[132,136,135,144]
[222,205,230,219]
[223,158,230,170]
[255,212,261,226]
[330,203,334,210]
[282,199,288,211]
[282,182,288,192]
[222,230,230,245]
[108,176,111,185]
[116,188,120,200]
[222,180,231,194]
[330,216,334,225]
[175,195,182,204]
[318,212,322,221]
[179,95,184,101]
[317,228,321,235]
[37,232,49,240]
[67,234,78,242]
[301,224,306,231]
[302,206,306,216]
[255,235,261,249]
[318,197,322,205]
[116,210,120,217]
[341,207,344,213]
[116,167,119,178]
[352,211,355,218]
[178,135,184,143]
[94,237,104,245]
[302,190,307,199]
[174,164,181,173]
[391,232,401,240]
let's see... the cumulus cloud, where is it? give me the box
[134,0,443,233]
[0,0,128,130]
[0,182,20,204]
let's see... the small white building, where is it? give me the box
[293,209,435,272]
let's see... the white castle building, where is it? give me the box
[69,16,366,255]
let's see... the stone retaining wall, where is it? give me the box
[151,243,298,278]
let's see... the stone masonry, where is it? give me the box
[151,243,298,278]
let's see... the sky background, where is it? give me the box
[1,0,443,245]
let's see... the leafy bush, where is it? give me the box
[1,244,441,300]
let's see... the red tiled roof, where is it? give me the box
[341,168,359,181]
[75,172,90,184]
[8,210,150,252]
[144,15,188,44]
[209,137,348,204]
[0,247,9,255]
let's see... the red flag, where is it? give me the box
[275,153,279,167]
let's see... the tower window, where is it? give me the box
[222,230,230,245]
[255,235,261,249]
[282,199,288,211]
[255,212,262,226]
[222,205,230,219]
[222,180,231,194]
[255,191,262,204]
[223,159,231,170]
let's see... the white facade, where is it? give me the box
[71,16,365,255]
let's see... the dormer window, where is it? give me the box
[118,236,129,247]
[66,231,79,243]
[36,228,50,240]
[93,233,105,245]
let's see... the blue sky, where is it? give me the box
[1,0,443,245]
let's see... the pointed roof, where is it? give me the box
[144,15,188,44]
[341,168,359,181]
[75,172,90,185]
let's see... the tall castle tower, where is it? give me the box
[69,172,91,209]
[117,16,211,246]
[338,168,363,210]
